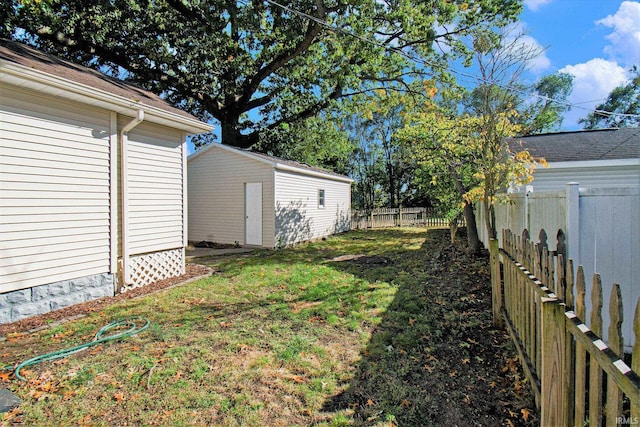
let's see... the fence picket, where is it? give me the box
[350,207,460,229]
[589,274,604,427]
[495,229,639,426]
[606,284,623,427]
[574,266,587,427]
[564,258,575,427]
[632,299,640,422]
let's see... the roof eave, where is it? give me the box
[188,143,354,183]
[0,60,214,134]
[275,163,354,183]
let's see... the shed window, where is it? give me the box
[318,189,325,208]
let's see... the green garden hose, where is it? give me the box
[4,317,150,381]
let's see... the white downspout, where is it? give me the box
[120,109,144,286]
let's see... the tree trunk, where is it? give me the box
[482,198,497,240]
[462,202,482,254]
[448,165,482,254]
[221,120,257,149]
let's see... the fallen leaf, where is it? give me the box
[366,398,374,406]
[89,345,103,355]
[463,395,471,404]
[0,371,12,382]
[113,392,125,402]
[400,399,411,407]
[28,390,45,400]
[521,408,531,421]
[462,358,470,365]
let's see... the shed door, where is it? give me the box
[245,182,263,246]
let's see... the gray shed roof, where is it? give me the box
[0,39,212,132]
[509,128,640,162]
[189,143,353,183]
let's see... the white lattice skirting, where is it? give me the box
[122,248,184,293]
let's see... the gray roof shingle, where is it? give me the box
[509,128,640,162]
[0,39,197,122]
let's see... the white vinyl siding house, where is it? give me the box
[1,86,112,292]
[126,123,186,254]
[0,40,213,324]
[188,144,353,248]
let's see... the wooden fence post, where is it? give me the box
[574,265,587,426]
[490,238,503,328]
[606,284,623,427]
[540,295,567,426]
[563,257,575,427]
[631,299,640,422]
[589,274,604,427]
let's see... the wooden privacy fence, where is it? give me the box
[351,207,464,229]
[491,228,640,426]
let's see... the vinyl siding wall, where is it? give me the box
[0,85,111,293]
[274,170,351,246]
[522,161,640,192]
[188,147,275,247]
[126,121,185,255]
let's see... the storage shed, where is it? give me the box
[0,40,213,323]
[188,144,353,248]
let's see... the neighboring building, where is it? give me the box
[188,143,353,248]
[508,127,640,192]
[476,128,639,350]
[0,40,214,323]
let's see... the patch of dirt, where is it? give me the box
[329,254,392,265]
[322,229,538,426]
[0,264,213,338]
[192,240,238,249]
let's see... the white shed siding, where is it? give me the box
[188,147,275,247]
[274,170,351,246]
[0,85,111,293]
[125,121,185,255]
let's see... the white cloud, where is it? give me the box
[504,22,551,74]
[559,58,629,128]
[519,34,551,73]
[524,0,554,12]
[596,1,640,67]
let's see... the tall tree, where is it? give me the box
[397,102,484,252]
[579,66,640,129]
[463,27,546,239]
[4,0,522,147]
[356,91,418,208]
[520,72,574,134]
[254,113,354,175]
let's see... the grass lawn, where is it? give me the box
[1,228,536,426]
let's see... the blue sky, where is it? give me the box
[518,0,640,129]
